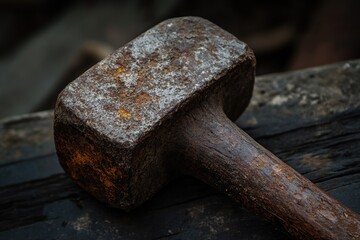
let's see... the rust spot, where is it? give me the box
[102,177,116,188]
[73,151,89,165]
[135,92,151,104]
[71,150,93,180]
[108,166,118,175]
[113,67,124,79]
[117,108,132,118]
[68,147,118,202]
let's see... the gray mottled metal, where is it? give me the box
[57,17,247,146]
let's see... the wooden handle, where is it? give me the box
[176,101,360,239]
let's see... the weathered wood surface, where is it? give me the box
[1,59,360,239]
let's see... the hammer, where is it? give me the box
[54,17,360,239]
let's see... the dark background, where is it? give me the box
[0,0,359,119]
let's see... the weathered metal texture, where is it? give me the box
[53,15,360,238]
[57,17,250,146]
[54,17,255,209]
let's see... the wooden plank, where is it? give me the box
[1,59,359,239]
[238,59,360,213]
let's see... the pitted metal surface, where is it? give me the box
[58,17,247,146]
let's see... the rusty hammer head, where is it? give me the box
[54,17,255,209]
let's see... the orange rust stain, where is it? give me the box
[108,166,118,176]
[69,151,93,180]
[135,92,151,104]
[69,147,117,198]
[117,108,132,118]
[102,177,116,188]
[73,151,91,165]
[113,67,124,79]
[58,131,124,206]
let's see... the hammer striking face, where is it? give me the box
[55,17,255,209]
[55,17,360,239]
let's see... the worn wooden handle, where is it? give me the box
[176,101,360,239]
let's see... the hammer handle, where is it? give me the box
[177,102,360,239]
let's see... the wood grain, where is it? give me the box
[1,60,360,239]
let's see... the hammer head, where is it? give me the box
[54,17,255,209]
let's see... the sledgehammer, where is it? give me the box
[54,17,360,239]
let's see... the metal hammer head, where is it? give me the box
[54,17,255,209]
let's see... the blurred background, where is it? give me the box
[0,0,359,119]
